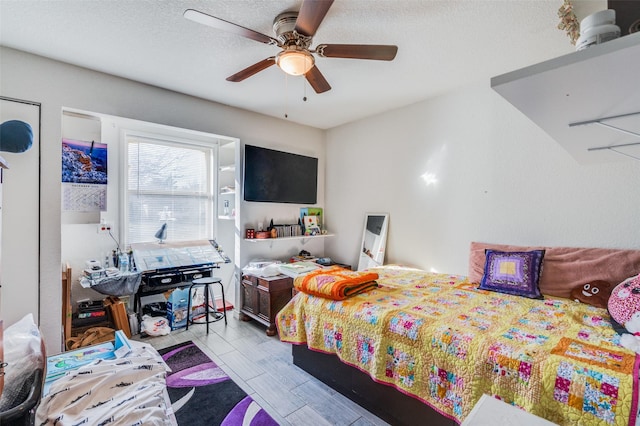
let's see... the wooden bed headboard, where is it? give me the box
[468,242,640,299]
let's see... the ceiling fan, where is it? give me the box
[183,0,398,94]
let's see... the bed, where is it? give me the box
[277,242,640,426]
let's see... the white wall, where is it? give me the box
[0,47,324,354]
[325,82,640,273]
[0,98,40,328]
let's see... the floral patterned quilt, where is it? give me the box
[277,265,640,425]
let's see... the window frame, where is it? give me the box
[121,130,218,246]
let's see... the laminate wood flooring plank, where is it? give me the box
[203,315,264,341]
[257,336,292,358]
[219,349,266,381]
[136,331,178,349]
[285,405,335,426]
[194,330,236,356]
[248,391,293,426]
[246,371,306,417]
[228,333,273,362]
[260,354,312,389]
[291,379,362,425]
[342,401,391,426]
[350,416,391,426]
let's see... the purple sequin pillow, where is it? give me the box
[479,249,545,299]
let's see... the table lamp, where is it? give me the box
[154,223,167,243]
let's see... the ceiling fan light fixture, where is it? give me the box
[276,48,314,76]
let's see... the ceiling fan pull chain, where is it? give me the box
[284,74,289,119]
[303,78,308,102]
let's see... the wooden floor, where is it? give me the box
[134,313,390,426]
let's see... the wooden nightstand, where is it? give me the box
[240,273,293,336]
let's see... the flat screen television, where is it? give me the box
[243,144,318,204]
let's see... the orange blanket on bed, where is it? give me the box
[294,266,378,300]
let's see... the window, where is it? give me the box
[125,134,215,244]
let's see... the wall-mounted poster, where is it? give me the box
[62,138,108,211]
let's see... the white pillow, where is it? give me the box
[0,313,42,411]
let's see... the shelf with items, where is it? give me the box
[216,140,237,220]
[219,187,235,195]
[218,191,235,219]
[244,233,334,244]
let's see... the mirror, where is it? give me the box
[357,213,389,271]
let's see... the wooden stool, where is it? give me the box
[186,276,227,334]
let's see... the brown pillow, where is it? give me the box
[469,242,640,299]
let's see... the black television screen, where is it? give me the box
[243,145,318,204]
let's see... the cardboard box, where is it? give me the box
[84,268,105,280]
[166,287,207,330]
[103,296,132,338]
[166,288,189,330]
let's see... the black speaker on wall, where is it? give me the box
[608,1,640,36]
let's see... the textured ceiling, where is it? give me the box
[0,0,605,129]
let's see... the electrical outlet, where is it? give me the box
[98,223,111,234]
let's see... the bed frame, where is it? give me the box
[292,345,455,426]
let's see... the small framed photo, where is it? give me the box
[303,215,320,235]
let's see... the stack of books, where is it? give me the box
[271,223,303,238]
[289,254,317,263]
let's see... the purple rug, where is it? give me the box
[159,341,279,426]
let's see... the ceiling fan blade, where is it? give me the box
[226,57,276,82]
[305,66,331,94]
[184,9,280,46]
[315,44,398,61]
[295,0,334,37]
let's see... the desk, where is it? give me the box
[131,239,230,317]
